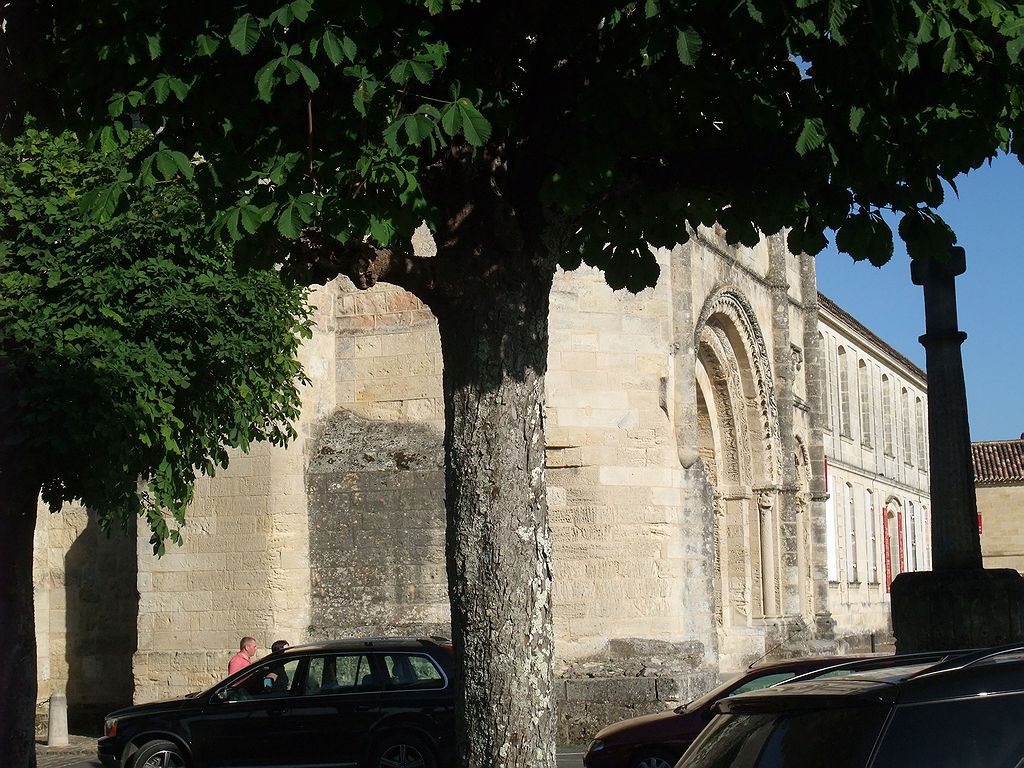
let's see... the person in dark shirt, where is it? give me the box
[262,640,291,693]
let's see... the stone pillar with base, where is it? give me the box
[891,248,1024,652]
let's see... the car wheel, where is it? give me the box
[630,750,677,768]
[131,739,189,768]
[370,733,437,768]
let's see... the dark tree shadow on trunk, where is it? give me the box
[63,514,138,734]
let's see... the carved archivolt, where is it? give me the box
[695,288,782,484]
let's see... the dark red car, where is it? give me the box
[582,655,870,768]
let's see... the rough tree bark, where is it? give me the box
[0,453,41,768]
[436,262,557,768]
[301,213,560,766]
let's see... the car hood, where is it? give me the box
[107,696,202,719]
[593,708,692,743]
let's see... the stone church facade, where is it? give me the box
[32,227,930,738]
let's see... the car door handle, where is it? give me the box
[267,707,290,717]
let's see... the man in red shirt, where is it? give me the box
[228,637,257,675]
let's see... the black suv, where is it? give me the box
[98,637,455,768]
[676,644,1024,768]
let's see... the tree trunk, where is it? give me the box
[0,462,41,768]
[438,261,556,768]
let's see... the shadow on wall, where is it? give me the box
[307,408,450,639]
[64,514,138,734]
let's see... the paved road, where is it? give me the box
[36,741,588,768]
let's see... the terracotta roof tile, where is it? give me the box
[972,439,1024,485]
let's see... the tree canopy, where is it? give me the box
[0,128,312,551]
[8,0,1024,282]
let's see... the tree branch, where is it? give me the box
[286,229,440,302]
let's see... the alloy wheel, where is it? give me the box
[378,743,428,768]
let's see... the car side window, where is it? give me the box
[222,659,301,701]
[731,672,795,695]
[380,653,445,690]
[302,654,376,696]
[872,693,1024,767]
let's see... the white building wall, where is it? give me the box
[818,297,931,646]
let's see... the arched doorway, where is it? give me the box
[884,496,905,591]
[694,289,783,660]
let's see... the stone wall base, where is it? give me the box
[554,637,716,745]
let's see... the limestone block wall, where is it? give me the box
[130,283,338,703]
[979,484,1024,574]
[32,502,137,731]
[547,256,713,657]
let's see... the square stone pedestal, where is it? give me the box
[891,568,1024,653]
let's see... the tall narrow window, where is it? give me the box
[901,387,912,464]
[921,506,930,569]
[864,489,878,583]
[838,347,852,438]
[846,483,858,582]
[907,501,918,570]
[821,333,833,431]
[882,375,894,456]
[858,360,873,448]
[825,475,838,581]
[915,397,927,470]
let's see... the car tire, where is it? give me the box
[630,750,677,768]
[369,732,437,768]
[131,739,189,768]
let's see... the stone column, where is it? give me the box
[891,248,1024,652]
[911,249,981,570]
[757,490,779,617]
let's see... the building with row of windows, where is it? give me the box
[817,295,931,645]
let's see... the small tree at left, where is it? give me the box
[0,128,312,768]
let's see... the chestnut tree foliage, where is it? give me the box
[0,129,311,768]
[5,1,1024,766]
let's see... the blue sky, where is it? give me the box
[815,153,1024,442]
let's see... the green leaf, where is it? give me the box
[154,150,179,180]
[899,209,955,260]
[368,214,395,246]
[942,33,959,73]
[196,34,221,56]
[1008,35,1024,64]
[389,60,413,85]
[276,203,303,238]
[322,29,344,65]
[147,33,162,60]
[342,36,357,62]
[440,103,462,136]
[290,0,312,22]
[849,106,865,134]
[293,60,320,90]
[835,211,893,266]
[796,117,826,155]
[676,26,703,66]
[645,0,659,18]
[409,59,434,84]
[457,100,491,146]
[229,14,261,55]
[107,94,126,118]
[255,59,281,102]
[383,116,407,152]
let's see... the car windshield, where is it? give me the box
[680,705,889,768]
[676,670,799,714]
